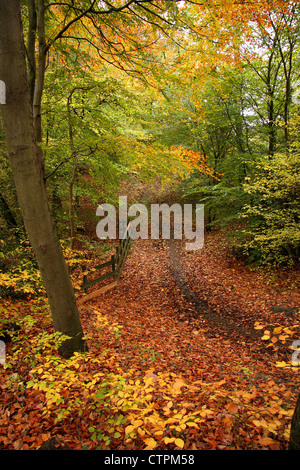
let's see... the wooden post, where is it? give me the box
[111,254,116,281]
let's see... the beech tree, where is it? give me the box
[0,0,186,357]
[0,0,86,358]
[0,0,190,357]
[0,0,197,357]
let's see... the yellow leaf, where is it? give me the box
[174,424,186,432]
[144,438,157,450]
[137,427,145,437]
[132,419,143,428]
[275,361,289,368]
[175,438,184,448]
[163,437,176,444]
[147,415,162,425]
[273,326,282,334]
[186,421,200,429]
[127,405,140,411]
[125,425,135,435]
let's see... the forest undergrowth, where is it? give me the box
[0,231,300,450]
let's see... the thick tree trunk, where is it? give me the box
[289,393,300,450]
[0,0,86,358]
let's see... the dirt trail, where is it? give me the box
[91,237,298,383]
[168,238,262,343]
[2,235,299,450]
[78,235,300,449]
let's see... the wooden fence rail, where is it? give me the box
[77,222,132,305]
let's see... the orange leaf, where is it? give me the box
[144,438,157,450]
[258,436,276,446]
[173,378,187,389]
[227,402,239,414]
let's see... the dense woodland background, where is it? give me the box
[0,0,300,451]
[1,0,300,283]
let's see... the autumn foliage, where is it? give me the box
[1,0,300,452]
[1,234,300,450]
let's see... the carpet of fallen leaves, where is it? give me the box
[1,231,300,450]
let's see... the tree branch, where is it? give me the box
[46,0,97,52]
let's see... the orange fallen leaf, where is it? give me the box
[173,378,187,391]
[227,402,239,414]
[258,436,276,446]
[144,438,157,450]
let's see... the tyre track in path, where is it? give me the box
[168,238,262,344]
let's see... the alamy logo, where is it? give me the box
[0,340,5,365]
[0,80,5,105]
[292,340,300,366]
[96,196,204,251]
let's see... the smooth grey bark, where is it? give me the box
[0,0,86,358]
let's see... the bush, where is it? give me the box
[234,150,300,265]
[0,238,44,298]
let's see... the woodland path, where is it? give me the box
[88,233,300,373]
[78,233,300,449]
[2,232,299,450]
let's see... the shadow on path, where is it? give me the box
[168,239,261,343]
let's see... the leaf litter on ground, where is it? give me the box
[0,232,299,450]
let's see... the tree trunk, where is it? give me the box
[26,0,37,103]
[32,0,46,145]
[0,0,86,358]
[289,393,300,450]
[267,89,276,158]
[67,89,78,251]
